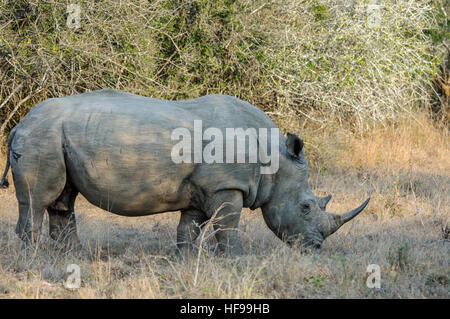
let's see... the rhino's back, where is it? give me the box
[59,89,275,129]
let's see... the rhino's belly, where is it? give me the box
[66,153,194,215]
[62,137,194,216]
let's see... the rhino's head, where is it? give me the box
[261,133,369,249]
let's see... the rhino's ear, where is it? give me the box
[286,133,303,158]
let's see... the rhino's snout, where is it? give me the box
[284,231,324,249]
[286,238,323,250]
[305,238,323,249]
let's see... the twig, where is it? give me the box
[154,50,178,78]
[0,88,43,136]
[250,3,268,15]
[0,81,25,110]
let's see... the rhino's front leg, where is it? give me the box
[205,190,244,256]
[177,209,207,254]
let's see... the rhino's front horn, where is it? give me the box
[320,198,370,238]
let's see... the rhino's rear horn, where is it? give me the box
[317,194,332,210]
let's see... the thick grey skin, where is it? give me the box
[0,89,367,253]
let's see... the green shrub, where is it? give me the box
[0,0,444,137]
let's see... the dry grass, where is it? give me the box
[0,116,448,299]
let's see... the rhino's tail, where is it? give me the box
[0,127,17,188]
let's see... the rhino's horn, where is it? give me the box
[317,194,332,210]
[320,198,370,238]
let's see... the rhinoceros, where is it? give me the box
[0,89,369,253]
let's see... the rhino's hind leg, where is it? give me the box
[15,203,31,241]
[176,209,207,254]
[47,182,80,248]
[15,202,46,244]
[11,138,68,246]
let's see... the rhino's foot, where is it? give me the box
[48,208,80,250]
[176,208,207,259]
[15,223,31,244]
[215,242,244,257]
[174,244,198,260]
[16,231,40,247]
[16,224,44,248]
[50,233,81,252]
[15,203,46,246]
[49,226,79,244]
[51,238,82,252]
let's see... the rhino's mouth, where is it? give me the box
[303,238,323,249]
[285,240,322,250]
[284,233,323,249]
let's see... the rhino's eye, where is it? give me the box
[302,202,311,212]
